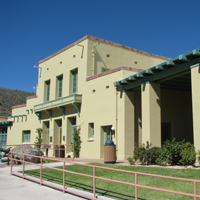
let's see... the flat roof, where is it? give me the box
[39,35,170,64]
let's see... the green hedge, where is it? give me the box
[128,139,196,166]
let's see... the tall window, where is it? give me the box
[71,69,78,94]
[57,75,63,98]
[45,80,50,102]
[23,130,30,142]
[89,123,94,138]
[0,127,7,145]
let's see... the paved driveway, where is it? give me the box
[0,163,84,200]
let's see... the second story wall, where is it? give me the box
[86,37,169,77]
[36,39,88,104]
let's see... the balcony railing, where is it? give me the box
[34,94,82,112]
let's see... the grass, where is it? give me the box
[23,163,200,200]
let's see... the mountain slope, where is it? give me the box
[0,87,35,117]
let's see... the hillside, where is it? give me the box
[0,87,35,117]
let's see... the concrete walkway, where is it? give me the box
[0,158,127,200]
[0,162,85,200]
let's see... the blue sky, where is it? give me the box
[1,0,200,93]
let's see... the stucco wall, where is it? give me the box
[161,89,193,143]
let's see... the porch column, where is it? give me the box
[141,82,161,147]
[124,91,135,159]
[191,64,200,153]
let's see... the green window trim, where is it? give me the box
[45,80,50,102]
[0,127,7,145]
[71,69,78,94]
[89,123,94,138]
[23,130,31,143]
[57,75,63,98]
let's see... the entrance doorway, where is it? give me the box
[54,119,62,144]
[43,121,49,144]
[104,126,112,142]
[100,125,112,158]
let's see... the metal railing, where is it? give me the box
[8,151,200,200]
[34,94,82,111]
[1,143,74,162]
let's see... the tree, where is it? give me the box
[73,127,82,158]
[35,128,43,149]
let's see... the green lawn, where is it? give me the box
[23,163,200,200]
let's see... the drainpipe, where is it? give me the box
[34,65,42,78]
[115,86,119,158]
[75,43,84,58]
[92,43,100,75]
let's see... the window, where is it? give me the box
[57,75,63,98]
[45,80,50,102]
[23,130,30,142]
[89,123,94,138]
[0,127,7,145]
[71,69,78,94]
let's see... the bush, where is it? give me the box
[146,147,161,165]
[127,157,135,165]
[156,138,196,166]
[73,127,82,158]
[134,144,147,164]
[134,142,161,165]
[179,142,196,165]
[35,128,43,149]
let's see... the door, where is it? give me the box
[161,123,171,144]
[47,128,49,144]
[104,126,112,143]
[100,126,112,158]
[58,127,62,144]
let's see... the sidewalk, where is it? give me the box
[0,162,85,200]
[0,158,128,200]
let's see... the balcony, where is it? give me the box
[34,94,82,119]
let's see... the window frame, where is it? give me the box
[89,123,94,138]
[57,75,63,98]
[23,130,31,143]
[71,69,78,94]
[45,80,50,102]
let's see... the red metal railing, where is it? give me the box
[8,151,200,200]
[1,143,74,160]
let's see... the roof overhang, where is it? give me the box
[0,121,13,127]
[114,48,200,91]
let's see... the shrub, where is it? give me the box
[156,138,182,165]
[73,127,82,158]
[127,157,135,165]
[156,138,196,166]
[134,142,161,165]
[146,147,161,165]
[35,128,43,149]
[179,142,196,165]
[134,143,147,164]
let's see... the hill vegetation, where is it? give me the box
[0,87,35,117]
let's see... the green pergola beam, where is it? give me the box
[179,54,188,61]
[45,109,52,121]
[35,112,41,123]
[72,103,81,117]
[122,57,200,91]
[58,106,65,119]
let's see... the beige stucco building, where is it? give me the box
[4,36,200,160]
